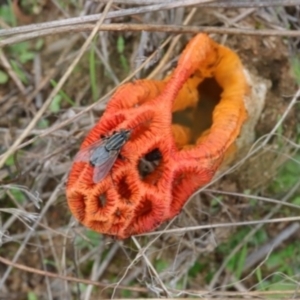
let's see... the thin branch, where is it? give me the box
[0,0,297,40]
[99,0,300,7]
[0,254,298,297]
[0,51,28,96]
[0,255,144,292]
[1,23,300,48]
[243,223,300,271]
[137,216,300,237]
[0,0,214,38]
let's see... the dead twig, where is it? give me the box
[137,216,300,237]
[0,0,214,38]
[98,0,300,7]
[2,23,300,48]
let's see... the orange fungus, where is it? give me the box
[66,33,248,239]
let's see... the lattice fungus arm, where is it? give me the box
[66,33,249,239]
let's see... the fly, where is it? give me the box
[74,129,131,183]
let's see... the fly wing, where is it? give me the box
[74,139,106,163]
[93,150,119,183]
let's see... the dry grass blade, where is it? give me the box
[137,216,300,237]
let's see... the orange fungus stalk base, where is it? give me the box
[66,33,248,239]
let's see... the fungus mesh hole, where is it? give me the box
[98,193,107,208]
[117,177,132,200]
[135,197,153,218]
[138,148,163,182]
[69,191,87,222]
